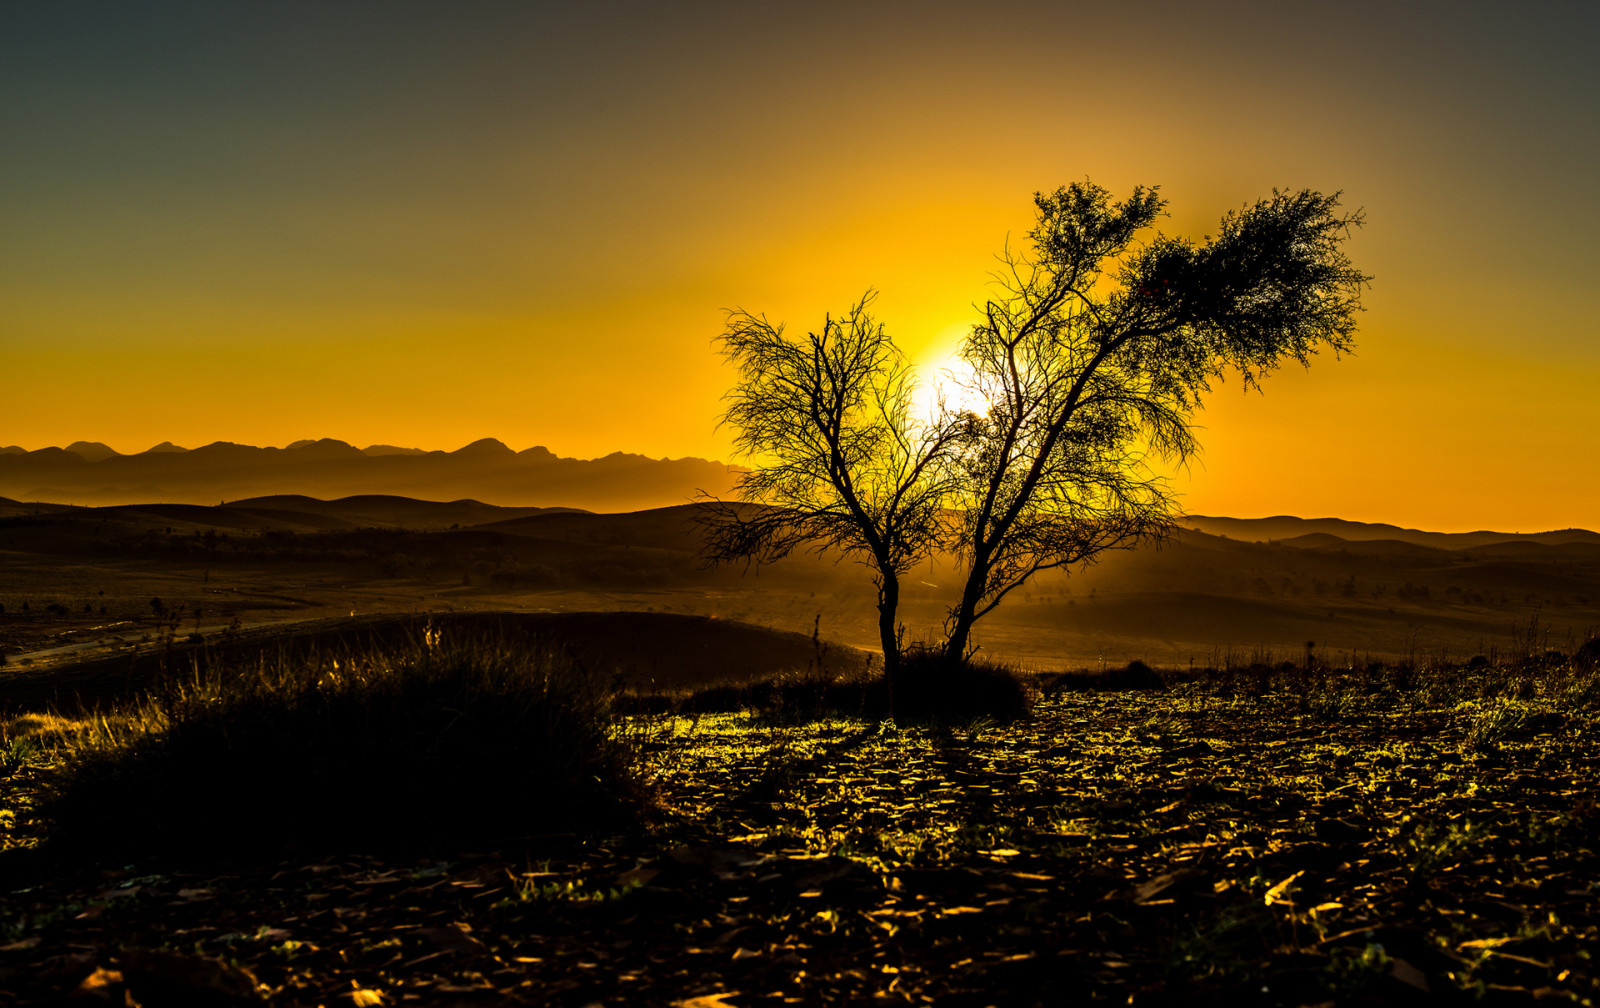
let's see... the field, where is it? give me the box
[3,497,1599,1004]
[2,622,1598,1006]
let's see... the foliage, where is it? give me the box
[31,631,648,862]
[701,294,965,694]
[942,183,1368,656]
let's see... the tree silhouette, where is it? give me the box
[940,183,1367,658]
[699,295,964,701]
[707,181,1368,679]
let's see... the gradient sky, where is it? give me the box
[4,1,1596,531]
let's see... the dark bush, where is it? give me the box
[1576,637,1600,671]
[891,647,1031,723]
[622,649,1030,725]
[1102,659,1165,691]
[38,633,647,864]
[1046,659,1166,693]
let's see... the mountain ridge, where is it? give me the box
[1183,515,1600,550]
[0,440,739,512]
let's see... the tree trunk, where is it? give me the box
[943,557,988,662]
[876,576,901,721]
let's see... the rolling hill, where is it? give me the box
[0,494,1594,670]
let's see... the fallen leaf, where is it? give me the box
[1135,868,1206,903]
[1263,871,1304,906]
[1457,936,1516,950]
[75,967,125,1000]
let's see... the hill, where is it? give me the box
[0,611,872,713]
[0,496,1595,670]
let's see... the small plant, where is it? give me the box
[1403,817,1486,877]
[1,734,40,770]
[1458,697,1538,749]
[1299,685,1360,722]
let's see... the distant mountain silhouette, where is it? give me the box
[64,441,121,462]
[454,437,516,456]
[0,439,740,511]
[1184,515,1600,550]
[361,444,428,456]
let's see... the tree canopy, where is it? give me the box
[941,183,1367,657]
[702,295,964,694]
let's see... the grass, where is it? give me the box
[20,629,650,863]
[2,646,1599,1004]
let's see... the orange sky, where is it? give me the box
[4,2,1596,532]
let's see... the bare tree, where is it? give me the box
[940,183,1369,659]
[699,294,964,700]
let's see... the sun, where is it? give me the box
[909,330,990,424]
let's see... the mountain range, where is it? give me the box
[1181,515,1600,550]
[0,439,740,512]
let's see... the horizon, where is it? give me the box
[5,2,1597,533]
[2,439,1597,537]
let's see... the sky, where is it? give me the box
[4,0,1596,532]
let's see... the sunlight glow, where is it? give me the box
[909,329,990,425]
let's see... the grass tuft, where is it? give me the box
[35,631,649,863]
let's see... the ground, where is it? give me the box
[3,664,1597,1006]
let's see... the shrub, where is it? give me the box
[622,649,1032,725]
[1101,659,1165,691]
[1457,696,1560,750]
[891,647,1032,723]
[1574,636,1600,671]
[37,632,648,863]
[1046,659,1165,693]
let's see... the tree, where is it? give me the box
[940,183,1367,658]
[700,294,963,700]
[706,181,1368,681]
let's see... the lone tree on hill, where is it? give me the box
[705,181,1367,677]
[700,295,966,700]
